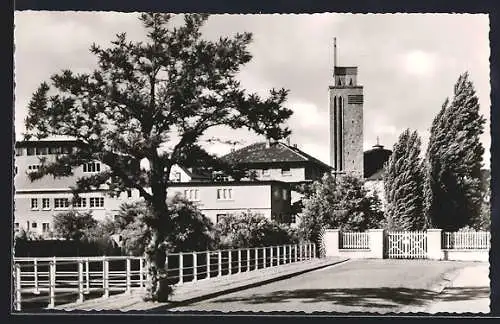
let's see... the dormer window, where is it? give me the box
[262,169,270,177]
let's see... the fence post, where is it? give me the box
[218,251,222,277]
[294,244,298,262]
[255,248,259,270]
[263,247,267,268]
[15,263,21,311]
[427,229,443,260]
[178,253,184,284]
[206,251,211,279]
[48,258,55,309]
[228,251,232,275]
[103,257,110,298]
[270,246,274,267]
[246,248,250,271]
[312,243,317,258]
[85,258,90,294]
[192,252,198,282]
[283,246,288,264]
[33,258,39,294]
[78,260,84,303]
[368,229,385,259]
[238,249,242,273]
[277,245,281,265]
[126,258,131,293]
[139,258,144,288]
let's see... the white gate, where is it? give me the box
[386,231,427,259]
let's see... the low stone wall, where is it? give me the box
[442,249,489,262]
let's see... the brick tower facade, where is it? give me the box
[329,38,364,177]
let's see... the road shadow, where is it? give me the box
[145,285,490,313]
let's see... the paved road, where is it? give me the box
[167,259,479,313]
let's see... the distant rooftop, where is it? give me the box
[222,141,332,171]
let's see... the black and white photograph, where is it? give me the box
[12,11,491,314]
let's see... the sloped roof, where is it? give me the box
[222,141,332,170]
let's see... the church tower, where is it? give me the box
[329,38,364,177]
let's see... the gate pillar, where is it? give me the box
[323,229,340,257]
[427,229,443,260]
[368,229,385,259]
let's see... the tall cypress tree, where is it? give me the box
[383,129,425,230]
[424,72,485,231]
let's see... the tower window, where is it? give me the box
[349,78,353,86]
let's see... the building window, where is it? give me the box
[216,214,227,223]
[42,223,50,233]
[31,198,38,210]
[173,172,181,182]
[217,188,232,200]
[262,168,270,177]
[62,146,73,154]
[14,223,19,231]
[31,222,37,229]
[127,190,132,198]
[15,148,23,156]
[27,147,35,156]
[291,214,297,224]
[83,162,101,173]
[184,189,199,201]
[73,197,87,208]
[49,146,62,154]
[54,198,70,210]
[35,147,48,155]
[282,189,288,200]
[42,198,50,210]
[28,164,41,173]
[89,197,105,208]
[281,167,292,176]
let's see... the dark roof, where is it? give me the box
[364,144,392,180]
[222,141,332,171]
[177,165,211,180]
[168,180,290,187]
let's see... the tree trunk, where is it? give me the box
[143,227,171,302]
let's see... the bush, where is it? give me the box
[114,195,217,256]
[53,210,98,241]
[215,211,299,249]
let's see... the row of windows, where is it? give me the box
[259,167,292,177]
[30,197,105,210]
[16,146,74,156]
[184,189,199,201]
[14,222,51,232]
[21,162,101,175]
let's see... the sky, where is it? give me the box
[13,12,491,168]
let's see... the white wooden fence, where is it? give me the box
[340,232,369,249]
[386,231,427,259]
[443,231,490,250]
[12,243,315,311]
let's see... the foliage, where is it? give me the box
[300,173,385,232]
[14,228,44,242]
[297,174,384,256]
[23,13,292,301]
[423,72,486,231]
[215,211,298,249]
[53,210,97,241]
[114,195,217,256]
[383,129,426,230]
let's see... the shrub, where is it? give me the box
[215,211,299,249]
[53,210,97,241]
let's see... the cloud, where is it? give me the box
[13,12,491,169]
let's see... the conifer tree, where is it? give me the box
[424,72,485,230]
[383,129,425,230]
[23,13,292,301]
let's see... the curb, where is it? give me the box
[149,258,350,311]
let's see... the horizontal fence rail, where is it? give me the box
[12,243,315,311]
[340,232,369,249]
[443,231,490,250]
